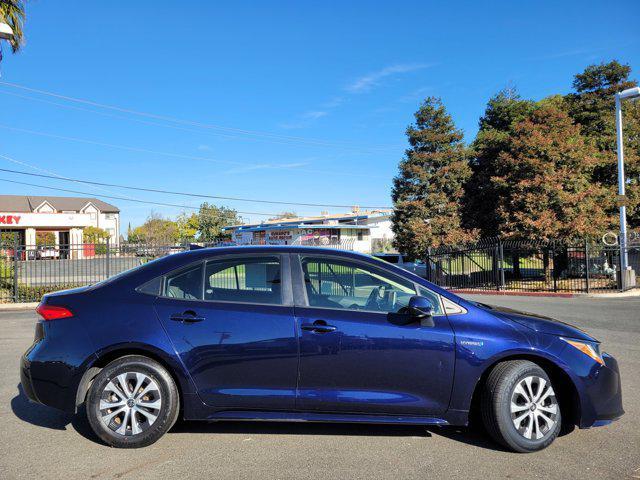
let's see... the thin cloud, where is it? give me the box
[346,63,433,93]
[302,110,328,120]
[224,162,309,174]
[278,111,327,130]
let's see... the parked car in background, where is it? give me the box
[21,246,623,451]
[374,252,427,278]
[36,246,60,260]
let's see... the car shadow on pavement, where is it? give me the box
[11,384,102,443]
[12,385,506,451]
[169,420,508,451]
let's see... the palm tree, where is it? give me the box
[0,0,26,53]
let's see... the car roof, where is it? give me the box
[186,245,374,259]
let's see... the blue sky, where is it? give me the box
[0,1,638,230]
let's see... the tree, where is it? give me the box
[269,211,297,221]
[176,212,199,243]
[0,0,26,53]
[83,226,109,244]
[492,105,611,241]
[35,231,55,246]
[392,97,474,258]
[566,60,640,226]
[130,213,179,245]
[196,203,241,242]
[463,88,536,236]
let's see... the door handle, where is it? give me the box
[170,310,205,323]
[301,321,337,333]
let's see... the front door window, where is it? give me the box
[300,256,441,314]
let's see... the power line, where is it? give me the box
[0,163,392,209]
[0,152,148,203]
[0,88,372,150]
[0,123,389,179]
[0,80,399,151]
[0,177,281,217]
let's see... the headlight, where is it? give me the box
[560,337,605,365]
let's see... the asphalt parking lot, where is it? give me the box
[0,294,638,480]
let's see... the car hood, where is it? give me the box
[478,303,597,342]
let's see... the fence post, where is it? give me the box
[498,239,506,290]
[105,237,111,280]
[425,247,432,283]
[494,242,500,290]
[584,239,590,294]
[551,243,558,292]
[13,233,19,303]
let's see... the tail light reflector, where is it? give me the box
[36,304,74,321]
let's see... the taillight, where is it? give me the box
[36,304,74,321]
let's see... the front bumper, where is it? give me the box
[578,353,624,428]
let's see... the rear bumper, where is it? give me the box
[20,354,40,404]
[578,353,624,428]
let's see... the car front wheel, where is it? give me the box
[86,355,179,448]
[481,360,562,452]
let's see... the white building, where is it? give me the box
[223,209,393,254]
[0,195,120,254]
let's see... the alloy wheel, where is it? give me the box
[99,372,162,436]
[510,375,559,440]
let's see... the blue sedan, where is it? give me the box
[20,246,623,451]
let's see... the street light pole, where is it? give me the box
[614,86,640,276]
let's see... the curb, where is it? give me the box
[452,289,575,298]
[455,289,640,298]
[0,302,38,311]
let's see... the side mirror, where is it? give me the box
[388,295,434,327]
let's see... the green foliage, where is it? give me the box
[566,60,640,226]
[83,226,109,243]
[196,203,240,243]
[176,212,199,243]
[0,258,13,289]
[15,284,84,303]
[0,0,26,53]
[83,226,110,254]
[35,231,55,246]
[129,212,179,245]
[464,88,536,236]
[392,97,475,257]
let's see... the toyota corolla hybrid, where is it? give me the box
[20,246,623,451]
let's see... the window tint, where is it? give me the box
[137,276,162,296]
[375,254,399,264]
[300,256,417,313]
[204,256,282,305]
[417,285,443,315]
[163,263,203,300]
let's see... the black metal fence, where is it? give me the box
[0,240,195,303]
[424,238,639,294]
[1,236,637,303]
[0,237,360,303]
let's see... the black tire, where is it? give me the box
[481,360,561,453]
[86,355,179,448]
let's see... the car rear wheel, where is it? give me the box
[86,355,179,448]
[481,360,561,452]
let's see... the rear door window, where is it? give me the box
[163,263,203,300]
[204,256,283,305]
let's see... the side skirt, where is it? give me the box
[202,410,451,425]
